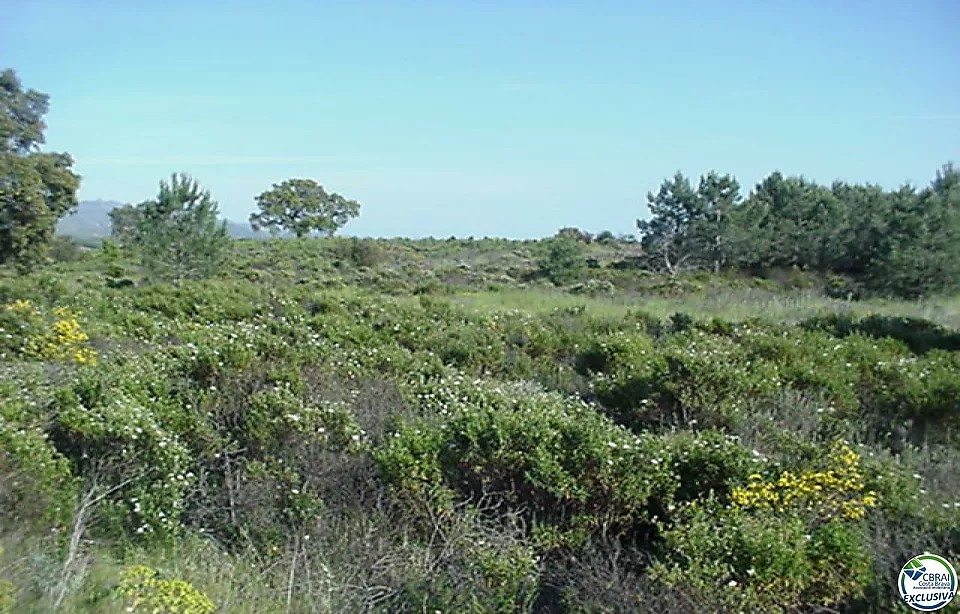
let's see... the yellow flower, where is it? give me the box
[5,299,34,313]
[731,443,877,520]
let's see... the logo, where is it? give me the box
[899,553,957,611]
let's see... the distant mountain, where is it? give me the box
[56,199,119,239]
[56,200,273,240]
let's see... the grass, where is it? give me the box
[454,286,960,328]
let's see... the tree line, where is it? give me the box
[635,166,960,298]
[1,69,361,281]
[2,67,958,297]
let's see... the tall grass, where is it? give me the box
[454,287,960,328]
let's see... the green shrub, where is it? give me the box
[802,312,960,354]
[377,377,677,543]
[332,237,383,268]
[654,505,873,613]
[117,565,216,614]
[537,238,585,285]
[0,416,77,528]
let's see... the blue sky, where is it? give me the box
[2,0,958,238]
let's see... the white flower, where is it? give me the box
[727,579,738,587]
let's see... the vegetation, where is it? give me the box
[116,173,231,283]
[249,178,360,238]
[639,165,960,298]
[1,234,959,613]
[1,66,958,613]
[0,69,80,269]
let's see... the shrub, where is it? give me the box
[730,441,878,521]
[568,279,615,297]
[49,236,87,263]
[376,377,677,543]
[537,238,585,285]
[333,237,383,268]
[802,313,960,354]
[0,416,77,528]
[0,300,97,364]
[117,565,216,614]
[654,505,874,613]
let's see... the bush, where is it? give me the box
[49,236,87,263]
[332,237,383,268]
[537,238,585,285]
[802,313,960,354]
[117,565,216,614]
[376,377,678,544]
[0,300,97,364]
[654,505,874,613]
[568,279,615,297]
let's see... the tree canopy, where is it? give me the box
[0,69,80,268]
[639,163,960,297]
[250,179,360,238]
[636,171,741,275]
[127,173,231,283]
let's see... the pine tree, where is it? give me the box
[133,173,230,283]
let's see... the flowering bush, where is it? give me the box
[730,441,878,520]
[0,300,96,364]
[117,565,215,614]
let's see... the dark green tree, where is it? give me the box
[725,172,842,272]
[636,171,703,275]
[132,173,230,283]
[250,179,360,238]
[0,69,80,268]
[829,181,891,275]
[865,164,960,297]
[637,171,740,274]
[694,171,741,272]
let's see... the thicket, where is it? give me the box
[637,164,960,298]
[0,257,958,612]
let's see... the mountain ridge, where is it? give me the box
[56,200,271,240]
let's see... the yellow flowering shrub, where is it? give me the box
[731,442,877,520]
[117,565,216,614]
[2,301,97,365]
[4,299,34,313]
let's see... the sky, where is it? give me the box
[1,0,958,238]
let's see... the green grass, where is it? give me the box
[454,286,960,328]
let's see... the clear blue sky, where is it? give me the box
[2,1,958,238]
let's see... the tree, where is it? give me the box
[108,204,142,247]
[694,172,741,272]
[636,171,739,275]
[0,69,80,267]
[865,164,960,297]
[250,179,360,238]
[132,173,230,283]
[637,172,702,275]
[828,181,890,275]
[724,172,842,272]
